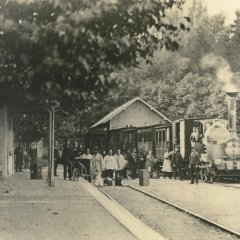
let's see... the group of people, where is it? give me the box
[15,137,201,185]
[125,149,154,179]
[54,140,127,184]
[162,145,200,184]
[54,140,86,179]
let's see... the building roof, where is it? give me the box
[90,97,171,128]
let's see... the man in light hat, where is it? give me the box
[114,149,125,179]
[103,149,117,179]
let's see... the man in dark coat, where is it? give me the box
[72,141,80,159]
[189,147,200,184]
[14,142,24,172]
[54,141,61,176]
[127,148,138,179]
[171,146,183,180]
[61,139,73,180]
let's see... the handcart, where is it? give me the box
[68,157,95,182]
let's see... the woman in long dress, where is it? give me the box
[92,147,104,186]
[162,148,173,179]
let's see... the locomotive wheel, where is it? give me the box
[72,168,80,181]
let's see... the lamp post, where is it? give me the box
[48,107,55,187]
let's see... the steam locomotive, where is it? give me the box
[201,92,240,182]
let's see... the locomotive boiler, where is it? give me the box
[205,91,240,182]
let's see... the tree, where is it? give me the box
[13,113,48,142]
[173,73,227,118]
[179,1,230,74]
[228,11,240,71]
[0,0,186,111]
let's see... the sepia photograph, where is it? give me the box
[0,0,240,239]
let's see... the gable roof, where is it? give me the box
[90,97,171,128]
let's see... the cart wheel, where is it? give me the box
[208,174,214,184]
[72,168,80,181]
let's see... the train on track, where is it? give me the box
[88,92,240,182]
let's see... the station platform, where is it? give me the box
[0,168,138,240]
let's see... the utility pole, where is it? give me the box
[48,108,55,187]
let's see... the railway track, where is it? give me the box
[100,185,240,240]
[128,185,240,238]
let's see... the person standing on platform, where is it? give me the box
[30,142,38,164]
[72,141,80,160]
[145,150,154,176]
[61,139,72,180]
[92,147,104,186]
[54,141,61,176]
[162,148,173,179]
[138,151,146,170]
[114,149,125,179]
[14,142,24,172]
[78,144,84,157]
[103,149,117,179]
[82,148,92,160]
[128,148,138,179]
[189,147,200,184]
[171,146,183,180]
[23,149,31,170]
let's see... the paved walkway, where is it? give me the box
[128,178,240,233]
[0,168,137,240]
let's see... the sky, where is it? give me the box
[185,0,240,24]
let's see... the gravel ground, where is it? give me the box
[103,186,238,240]
[127,178,240,233]
[0,168,137,240]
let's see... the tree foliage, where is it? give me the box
[89,2,240,126]
[0,0,186,110]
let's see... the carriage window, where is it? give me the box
[149,132,152,142]
[128,132,133,143]
[159,130,162,143]
[116,134,120,143]
[155,130,159,143]
[110,135,113,144]
[124,133,128,143]
[144,132,148,142]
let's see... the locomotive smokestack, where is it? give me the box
[226,92,239,138]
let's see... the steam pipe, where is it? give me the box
[227,92,238,138]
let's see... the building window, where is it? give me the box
[162,130,166,142]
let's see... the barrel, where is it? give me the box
[139,169,149,186]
